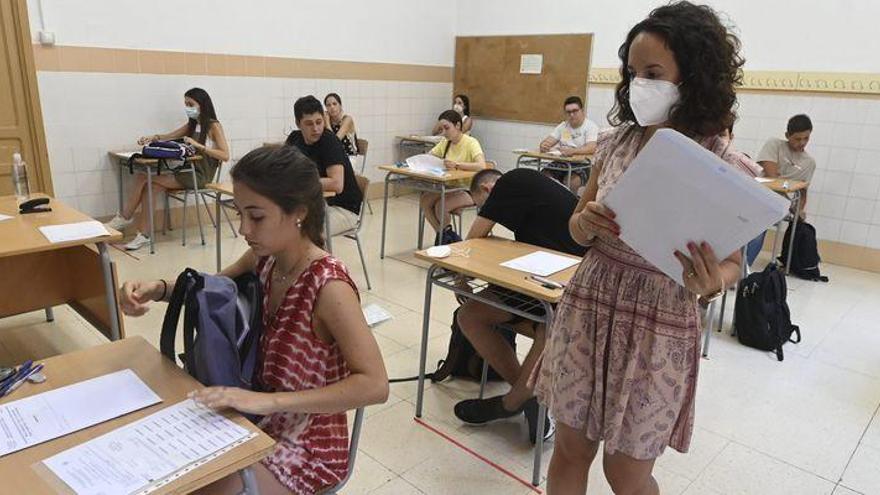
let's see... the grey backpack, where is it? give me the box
[160,268,264,390]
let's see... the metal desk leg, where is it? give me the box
[702,299,716,359]
[146,165,156,254]
[98,242,121,341]
[417,202,425,250]
[44,307,54,322]
[324,200,333,254]
[117,159,124,213]
[215,193,222,273]
[437,184,446,246]
[784,192,801,275]
[380,173,391,259]
[415,265,438,418]
[516,155,524,169]
[238,467,261,495]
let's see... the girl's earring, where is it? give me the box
[296,218,303,229]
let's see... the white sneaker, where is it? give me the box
[124,232,151,251]
[105,214,133,231]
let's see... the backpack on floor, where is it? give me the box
[779,219,829,282]
[160,268,264,390]
[734,263,801,361]
[388,306,516,384]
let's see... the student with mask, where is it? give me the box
[285,95,363,236]
[432,94,474,135]
[533,3,758,493]
[538,96,600,192]
[105,87,230,250]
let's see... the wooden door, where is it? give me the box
[0,0,52,195]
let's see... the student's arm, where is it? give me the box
[191,280,389,415]
[462,117,474,134]
[431,121,443,135]
[758,160,780,178]
[539,136,559,153]
[447,153,486,172]
[137,122,190,145]
[184,122,230,162]
[560,141,598,157]
[466,216,496,239]
[321,164,345,193]
[118,250,258,316]
[334,115,355,141]
[568,162,607,246]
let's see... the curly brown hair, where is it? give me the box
[608,1,745,137]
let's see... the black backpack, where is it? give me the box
[389,307,515,384]
[779,219,829,282]
[735,263,801,361]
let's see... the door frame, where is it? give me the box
[8,0,52,194]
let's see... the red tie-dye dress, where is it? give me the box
[255,255,357,494]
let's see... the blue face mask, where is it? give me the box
[185,106,200,119]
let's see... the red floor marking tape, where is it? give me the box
[413,416,544,494]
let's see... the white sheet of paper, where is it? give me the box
[0,214,12,222]
[0,369,160,457]
[362,303,392,327]
[500,251,580,277]
[755,177,774,183]
[405,153,445,176]
[39,220,111,243]
[411,135,442,144]
[44,399,255,495]
[603,128,790,286]
[114,151,137,159]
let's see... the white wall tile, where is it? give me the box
[812,215,842,242]
[824,171,854,196]
[827,147,858,172]
[850,174,880,200]
[845,198,875,224]
[859,125,880,150]
[819,194,848,219]
[855,149,880,175]
[840,221,870,246]
[867,225,880,249]
[74,171,105,196]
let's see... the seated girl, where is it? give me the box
[420,110,487,244]
[324,93,359,156]
[432,94,474,135]
[105,87,230,250]
[117,145,389,494]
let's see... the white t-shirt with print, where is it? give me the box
[549,119,600,149]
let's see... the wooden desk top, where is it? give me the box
[109,150,203,166]
[0,336,275,495]
[514,150,593,164]
[206,182,335,198]
[0,194,122,258]
[378,164,477,184]
[396,135,442,145]
[414,237,582,303]
[760,178,809,193]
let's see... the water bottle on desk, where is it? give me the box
[11,152,30,201]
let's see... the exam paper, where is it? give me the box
[362,303,392,327]
[0,214,12,222]
[500,251,580,277]
[44,399,255,495]
[412,135,442,144]
[0,369,160,457]
[602,129,790,286]
[115,151,137,159]
[405,154,445,175]
[39,220,111,243]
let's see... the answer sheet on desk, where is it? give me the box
[500,251,580,277]
[39,220,111,243]
[602,128,790,286]
[0,369,160,456]
[44,399,255,495]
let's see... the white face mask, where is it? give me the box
[452,103,464,114]
[185,105,200,119]
[628,77,679,126]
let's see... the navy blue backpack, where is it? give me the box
[160,268,264,391]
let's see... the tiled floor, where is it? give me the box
[2,194,880,494]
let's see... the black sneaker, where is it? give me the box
[454,395,525,425]
[441,226,462,245]
[523,398,555,444]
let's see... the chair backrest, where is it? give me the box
[354,175,370,229]
[355,139,369,174]
[323,407,365,494]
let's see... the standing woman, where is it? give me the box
[324,93,359,156]
[432,94,474,135]
[533,3,753,494]
[118,145,389,494]
[420,110,487,244]
[105,87,230,250]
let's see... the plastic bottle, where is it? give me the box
[11,153,30,200]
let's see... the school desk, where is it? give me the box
[0,336,275,494]
[413,237,581,486]
[0,194,124,341]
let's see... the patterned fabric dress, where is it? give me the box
[255,255,357,494]
[534,125,758,460]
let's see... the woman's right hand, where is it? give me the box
[575,202,620,241]
[119,280,164,316]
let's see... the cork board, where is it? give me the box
[454,34,593,124]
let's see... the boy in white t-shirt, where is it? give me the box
[538,96,599,192]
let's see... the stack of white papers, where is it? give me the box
[39,220,111,243]
[500,251,580,277]
[603,129,790,286]
[44,399,255,495]
[405,154,445,176]
[412,135,442,144]
[362,303,393,327]
[0,369,161,457]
